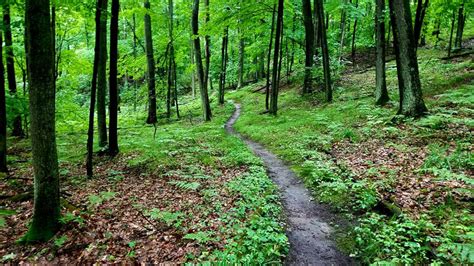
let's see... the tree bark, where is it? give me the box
[265,4,276,111]
[413,0,429,48]
[351,0,359,60]
[192,0,212,121]
[97,0,108,147]
[302,0,314,94]
[3,3,24,137]
[447,10,455,57]
[316,0,332,102]
[87,0,103,177]
[269,0,284,115]
[237,35,245,89]
[454,2,465,49]
[339,0,347,61]
[389,0,427,117]
[108,0,119,156]
[23,0,60,242]
[375,0,389,106]
[0,29,7,172]
[218,27,229,105]
[144,0,157,124]
[204,0,211,92]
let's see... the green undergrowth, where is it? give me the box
[228,48,473,264]
[7,99,288,263]
[110,103,288,263]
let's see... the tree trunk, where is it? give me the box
[190,40,196,99]
[87,0,103,177]
[97,0,108,147]
[302,0,314,94]
[108,0,119,156]
[389,0,427,117]
[265,4,276,111]
[339,0,347,61]
[3,3,24,137]
[413,0,429,48]
[22,0,60,242]
[454,2,465,49]
[447,11,455,57]
[269,0,284,115]
[204,0,211,91]
[192,0,212,121]
[351,0,359,60]
[144,0,157,124]
[237,35,244,89]
[0,29,7,172]
[218,27,229,105]
[375,0,389,106]
[316,0,332,102]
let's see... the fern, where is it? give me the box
[168,180,200,191]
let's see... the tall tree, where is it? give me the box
[269,0,284,115]
[97,0,108,147]
[0,28,7,173]
[413,0,429,48]
[108,0,119,156]
[237,32,245,89]
[218,27,229,105]
[168,0,179,119]
[316,0,332,102]
[350,0,359,59]
[204,0,211,91]
[454,2,465,49]
[192,0,212,121]
[22,0,60,242]
[389,0,427,117]
[302,0,314,94]
[3,2,24,137]
[265,3,276,111]
[375,0,389,105]
[87,0,104,177]
[144,0,157,124]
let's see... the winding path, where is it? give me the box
[225,103,353,265]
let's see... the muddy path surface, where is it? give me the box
[225,103,353,265]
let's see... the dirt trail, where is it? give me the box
[225,103,353,265]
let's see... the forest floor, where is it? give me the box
[228,47,473,264]
[0,47,472,264]
[0,104,288,263]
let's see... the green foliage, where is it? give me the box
[54,236,68,248]
[146,209,184,229]
[168,180,201,191]
[183,231,214,244]
[59,212,85,226]
[0,209,16,229]
[87,191,117,208]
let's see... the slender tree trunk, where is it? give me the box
[144,0,157,124]
[0,29,7,173]
[339,0,347,61]
[219,27,229,105]
[389,0,427,117]
[3,3,24,137]
[192,0,212,121]
[375,0,389,105]
[316,0,332,102]
[313,0,321,49]
[23,0,60,242]
[97,0,108,147]
[413,0,429,48]
[454,2,465,49]
[87,0,103,177]
[269,0,284,115]
[204,0,211,91]
[351,0,359,60]
[447,11,455,57]
[190,40,196,99]
[237,34,245,89]
[302,0,314,94]
[265,4,276,111]
[108,0,119,156]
